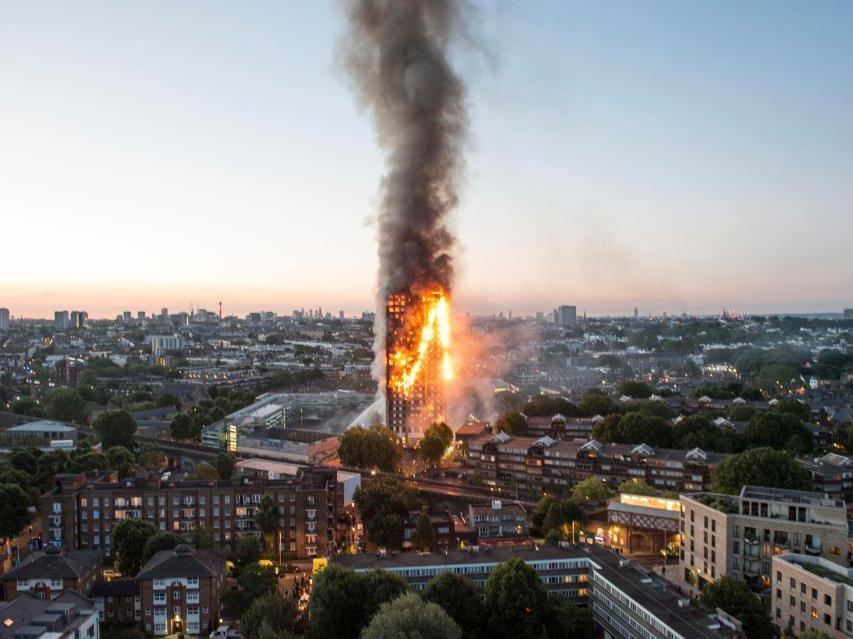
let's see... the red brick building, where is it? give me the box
[1,546,102,602]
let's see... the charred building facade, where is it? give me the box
[386,292,446,440]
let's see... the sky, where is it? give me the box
[1,1,851,319]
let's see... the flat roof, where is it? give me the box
[740,485,844,508]
[8,421,75,432]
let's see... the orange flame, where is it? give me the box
[390,292,453,397]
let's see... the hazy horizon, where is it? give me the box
[2,1,852,319]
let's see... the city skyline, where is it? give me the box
[2,1,852,318]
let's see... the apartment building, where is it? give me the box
[467,501,530,543]
[679,486,852,592]
[464,432,726,495]
[772,553,853,638]
[89,579,139,625]
[42,468,340,559]
[0,591,99,639]
[1,547,102,602]
[335,544,742,638]
[137,545,221,637]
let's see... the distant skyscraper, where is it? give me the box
[845,308,853,320]
[122,311,132,323]
[70,310,87,329]
[553,305,577,327]
[634,306,639,319]
[0,308,9,331]
[137,311,145,321]
[54,310,69,330]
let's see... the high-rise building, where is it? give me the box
[844,308,853,320]
[54,310,70,330]
[122,311,131,323]
[0,307,9,331]
[386,292,445,440]
[70,310,87,329]
[137,311,145,321]
[553,305,577,327]
[634,306,639,319]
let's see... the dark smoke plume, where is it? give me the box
[339,0,471,391]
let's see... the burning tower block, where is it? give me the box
[386,291,451,442]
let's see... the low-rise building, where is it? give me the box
[89,579,138,625]
[464,432,726,496]
[335,544,741,638]
[0,591,99,639]
[679,486,852,592]
[772,553,853,638]
[1,547,102,602]
[801,452,853,501]
[467,501,529,543]
[137,545,222,637]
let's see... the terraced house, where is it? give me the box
[464,432,726,495]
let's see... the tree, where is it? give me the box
[484,558,547,639]
[354,477,415,549]
[756,363,801,395]
[543,593,594,639]
[617,380,652,399]
[338,425,401,472]
[9,448,41,475]
[105,446,137,478]
[137,445,167,472]
[255,495,281,551]
[579,389,615,416]
[701,577,776,639]
[46,388,88,423]
[618,478,655,496]
[169,413,193,440]
[308,565,408,639]
[241,591,300,639]
[10,397,46,418]
[236,537,263,567]
[191,527,214,549]
[187,462,218,480]
[92,410,137,449]
[494,410,527,436]
[143,532,184,562]
[222,563,279,618]
[361,592,461,639]
[214,452,237,479]
[745,411,813,453]
[711,447,813,494]
[0,483,31,540]
[412,511,435,552]
[113,518,156,576]
[419,433,447,466]
[424,421,453,448]
[772,398,811,421]
[571,477,615,504]
[421,572,483,639]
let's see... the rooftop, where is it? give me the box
[7,421,75,433]
[739,485,845,508]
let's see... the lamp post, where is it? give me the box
[278,530,282,566]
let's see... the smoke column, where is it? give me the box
[339,0,471,394]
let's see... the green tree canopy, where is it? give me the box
[308,565,408,639]
[421,572,483,639]
[484,557,548,639]
[711,447,813,494]
[187,462,218,480]
[701,577,776,639]
[571,477,615,504]
[105,446,137,478]
[543,593,595,639]
[523,395,581,418]
[354,477,416,550]
[214,452,237,479]
[92,410,137,449]
[744,411,813,454]
[113,518,157,576]
[617,380,653,399]
[494,410,527,436]
[46,388,88,424]
[361,592,461,639]
[579,389,616,416]
[0,483,31,540]
[618,478,656,496]
[338,424,401,472]
[255,495,281,551]
[412,510,436,552]
[142,532,184,563]
[241,591,300,639]
[236,537,263,567]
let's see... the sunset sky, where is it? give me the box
[1,1,851,319]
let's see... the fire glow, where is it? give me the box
[389,292,453,398]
